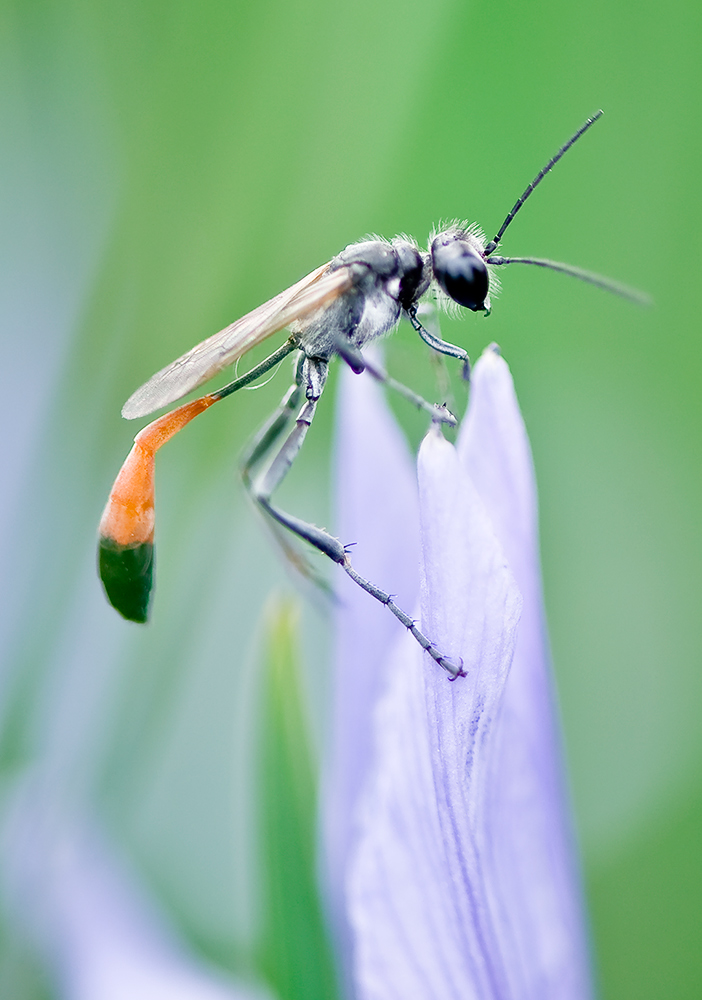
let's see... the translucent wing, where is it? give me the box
[122,262,353,419]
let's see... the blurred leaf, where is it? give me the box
[588,782,702,1000]
[257,598,338,1000]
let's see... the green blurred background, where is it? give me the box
[1,0,700,996]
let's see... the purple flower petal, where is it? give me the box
[457,347,594,1000]
[322,361,421,985]
[348,425,522,999]
[342,347,593,1000]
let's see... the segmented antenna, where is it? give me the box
[488,255,651,305]
[483,111,604,257]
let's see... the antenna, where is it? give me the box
[488,255,651,306]
[483,111,604,257]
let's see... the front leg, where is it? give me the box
[406,303,471,380]
[332,335,457,429]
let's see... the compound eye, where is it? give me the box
[432,238,489,312]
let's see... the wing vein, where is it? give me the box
[122,263,353,419]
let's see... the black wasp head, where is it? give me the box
[430,228,490,313]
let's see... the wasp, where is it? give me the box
[98,111,645,678]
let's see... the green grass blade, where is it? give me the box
[257,598,339,1000]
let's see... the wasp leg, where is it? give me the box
[239,355,330,584]
[333,336,457,429]
[245,356,344,560]
[342,562,464,679]
[240,354,306,476]
[406,304,471,380]
[244,354,465,679]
